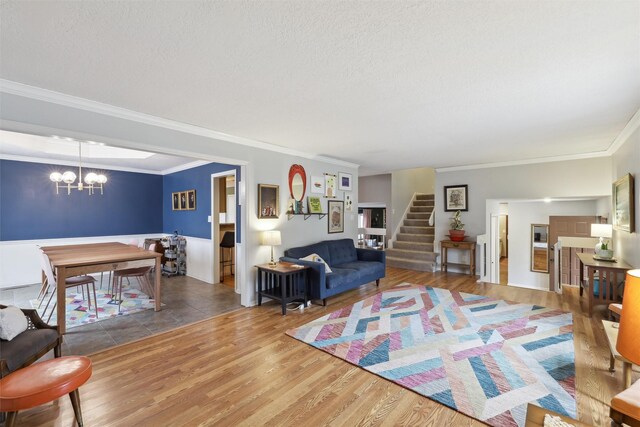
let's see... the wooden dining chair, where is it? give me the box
[111,244,156,312]
[39,252,99,322]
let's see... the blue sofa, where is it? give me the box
[280,238,385,305]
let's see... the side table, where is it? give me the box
[577,253,631,317]
[440,240,476,277]
[256,262,309,315]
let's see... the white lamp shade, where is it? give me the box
[84,172,98,184]
[591,223,612,238]
[261,230,282,246]
[96,174,107,184]
[61,171,76,184]
[49,172,63,182]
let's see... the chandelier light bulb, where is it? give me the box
[62,171,76,184]
[84,172,98,184]
[50,140,107,195]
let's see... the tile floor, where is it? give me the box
[0,274,241,356]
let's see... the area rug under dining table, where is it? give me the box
[31,281,156,329]
[286,284,576,427]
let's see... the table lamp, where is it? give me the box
[591,223,613,259]
[616,269,640,367]
[261,230,281,267]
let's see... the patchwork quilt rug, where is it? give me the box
[286,284,576,427]
[31,280,156,330]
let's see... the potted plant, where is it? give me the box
[449,210,466,242]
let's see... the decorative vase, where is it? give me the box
[449,229,465,242]
[596,249,614,259]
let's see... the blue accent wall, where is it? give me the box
[1,159,163,240]
[163,163,241,241]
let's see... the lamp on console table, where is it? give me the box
[616,269,640,367]
[261,230,282,267]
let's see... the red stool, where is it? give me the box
[0,356,92,427]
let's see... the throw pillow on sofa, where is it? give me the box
[0,305,29,341]
[300,253,332,273]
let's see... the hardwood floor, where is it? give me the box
[16,267,637,427]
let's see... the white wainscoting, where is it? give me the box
[0,234,217,289]
[0,234,164,289]
[181,236,213,284]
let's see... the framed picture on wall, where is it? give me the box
[180,191,187,210]
[328,200,344,233]
[444,184,468,212]
[324,174,336,198]
[613,173,635,233]
[172,192,181,210]
[311,175,325,194]
[187,189,196,210]
[338,172,352,191]
[258,184,279,219]
[344,193,353,211]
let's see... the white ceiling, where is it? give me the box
[1,1,639,175]
[0,130,201,173]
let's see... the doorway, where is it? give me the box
[499,210,508,285]
[548,215,598,291]
[212,170,239,293]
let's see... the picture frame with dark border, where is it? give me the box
[444,184,468,212]
[258,184,279,219]
[613,173,635,233]
[328,200,344,233]
[187,189,196,210]
[172,192,181,210]
[180,191,187,210]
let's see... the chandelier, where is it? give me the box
[49,140,107,195]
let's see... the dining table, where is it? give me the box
[40,242,162,334]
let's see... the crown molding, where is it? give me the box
[435,151,610,173]
[0,79,359,169]
[435,107,640,173]
[607,107,640,155]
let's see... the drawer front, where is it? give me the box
[442,241,472,249]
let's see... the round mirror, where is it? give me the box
[288,164,307,201]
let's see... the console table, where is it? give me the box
[256,262,309,315]
[440,240,476,277]
[577,253,631,317]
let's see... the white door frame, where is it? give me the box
[211,169,239,293]
[490,214,500,284]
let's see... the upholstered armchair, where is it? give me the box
[0,305,62,378]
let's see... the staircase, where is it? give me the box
[386,194,438,272]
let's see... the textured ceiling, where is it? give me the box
[1,1,639,175]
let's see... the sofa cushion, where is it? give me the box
[334,261,384,279]
[0,306,28,341]
[326,239,357,266]
[285,243,332,266]
[0,328,59,372]
[326,268,359,289]
[299,253,332,273]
